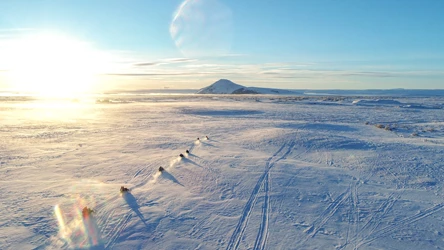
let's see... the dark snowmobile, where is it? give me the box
[159,166,164,172]
[120,186,130,193]
[82,206,94,218]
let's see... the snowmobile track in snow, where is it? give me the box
[226,141,295,250]
[253,170,271,250]
[105,212,132,249]
[303,186,351,242]
[356,201,444,248]
[339,193,400,249]
[344,181,360,250]
[363,193,400,240]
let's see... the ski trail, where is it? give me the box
[253,171,270,250]
[357,202,444,248]
[94,194,121,215]
[105,212,132,249]
[344,189,353,249]
[132,168,143,179]
[358,193,398,236]
[304,186,351,241]
[98,209,116,234]
[125,164,155,190]
[189,218,207,237]
[226,142,292,250]
[253,141,295,250]
[225,167,268,250]
[264,170,273,249]
[366,194,400,238]
[253,142,296,250]
[351,182,359,250]
[341,183,359,250]
[339,192,399,250]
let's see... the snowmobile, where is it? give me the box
[159,166,164,172]
[120,186,130,193]
[186,150,190,154]
[179,153,184,158]
[205,136,209,140]
[82,206,94,218]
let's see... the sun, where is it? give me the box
[5,33,102,97]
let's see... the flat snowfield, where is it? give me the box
[1,95,443,249]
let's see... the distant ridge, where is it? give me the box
[301,89,444,97]
[196,79,244,94]
[196,79,297,95]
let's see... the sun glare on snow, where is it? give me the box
[5,33,103,97]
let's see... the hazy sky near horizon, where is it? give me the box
[0,0,443,92]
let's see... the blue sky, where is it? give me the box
[0,0,443,92]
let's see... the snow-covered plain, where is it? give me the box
[1,94,444,249]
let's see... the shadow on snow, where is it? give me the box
[123,192,150,229]
[160,170,184,187]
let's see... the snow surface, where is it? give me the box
[1,94,444,249]
[352,99,402,105]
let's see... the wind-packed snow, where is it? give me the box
[353,99,443,110]
[352,99,402,105]
[1,94,444,249]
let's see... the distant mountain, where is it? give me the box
[197,79,297,95]
[196,79,244,94]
